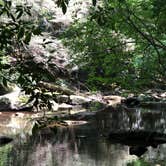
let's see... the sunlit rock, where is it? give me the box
[160,92,166,98]
[103,95,125,106]
[70,95,92,105]
[58,103,73,110]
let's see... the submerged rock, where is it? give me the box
[0,136,13,146]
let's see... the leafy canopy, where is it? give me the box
[61,0,166,90]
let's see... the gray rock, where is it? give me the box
[0,97,11,111]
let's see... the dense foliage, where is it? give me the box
[0,0,63,109]
[61,0,166,90]
[0,0,51,109]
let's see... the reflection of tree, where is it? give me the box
[96,110,131,132]
[96,109,166,133]
[95,109,143,132]
[141,111,166,132]
[8,128,58,166]
[2,125,134,166]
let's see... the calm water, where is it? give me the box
[1,108,166,166]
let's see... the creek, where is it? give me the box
[0,107,166,166]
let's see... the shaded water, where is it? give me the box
[1,108,166,166]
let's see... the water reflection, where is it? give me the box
[1,126,135,166]
[95,108,166,132]
[0,108,166,166]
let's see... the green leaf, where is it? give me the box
[17,27,25,40]
[10,13,15,22]
[24,32,32,44]
[33,27,41,35]
[25,9,31,16]
[0,0,4,5]
[16,10,23,19]
[6,0,12,8]
[2,77,7,87]
[18,75,25,85]
[62,2,67,14]
[92,0,97,6]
